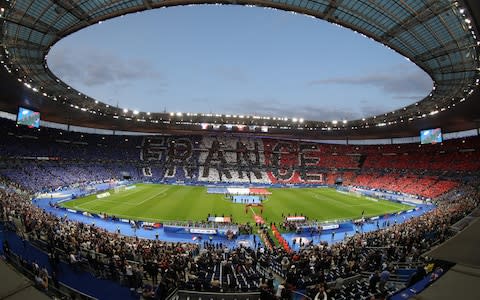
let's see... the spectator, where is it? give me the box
[314,283,328,300]
[369,270,380,292]
[379,268,390,292]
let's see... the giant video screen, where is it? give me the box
[420,128,442,144]
[16,107,40,128]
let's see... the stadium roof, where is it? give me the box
[0,0,479,138]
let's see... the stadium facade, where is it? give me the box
[0,0,479,138]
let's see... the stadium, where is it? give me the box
[0,0,479,300]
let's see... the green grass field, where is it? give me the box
[60,184,412,224]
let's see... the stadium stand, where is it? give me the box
[0,0,479,298]
[3,181,477,298]
[1,115,480,299]
[0,118,477,199]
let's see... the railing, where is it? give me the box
[176,290,261,300]
[3,250,98,300]
[449,207,480,232]
[165,288,179,300]
[291,290,313,300]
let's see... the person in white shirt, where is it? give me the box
[276,282,286,298]
[125,263,134,288]
[69,253,77,264]
[314,283,328,300]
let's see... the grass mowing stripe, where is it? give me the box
[60,184,412,224]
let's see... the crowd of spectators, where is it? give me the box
[0,160,145,192]
[1,177,478,299]
[3,117,479,197]
[258,187,478,299]
[1,117,480,298]
[0,183,199,298]
[350,172,459,199]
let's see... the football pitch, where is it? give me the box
[60,184,412,224]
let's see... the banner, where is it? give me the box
[208,216,232,223]
[96,192,110,199]
[286,216,306,222]
[190,228,217,235]
[321,224,339,230]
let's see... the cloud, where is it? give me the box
[48,47,166,87]
[307,68,432,97]
[391,95,426,101]
[220,98,392,121]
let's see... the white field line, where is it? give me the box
[133,188,169,205]
[311,193,351,208]
[70,196,101,208]
[72,187,168,210]
[88,200,138,206]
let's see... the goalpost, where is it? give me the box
[114,185,127,194]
